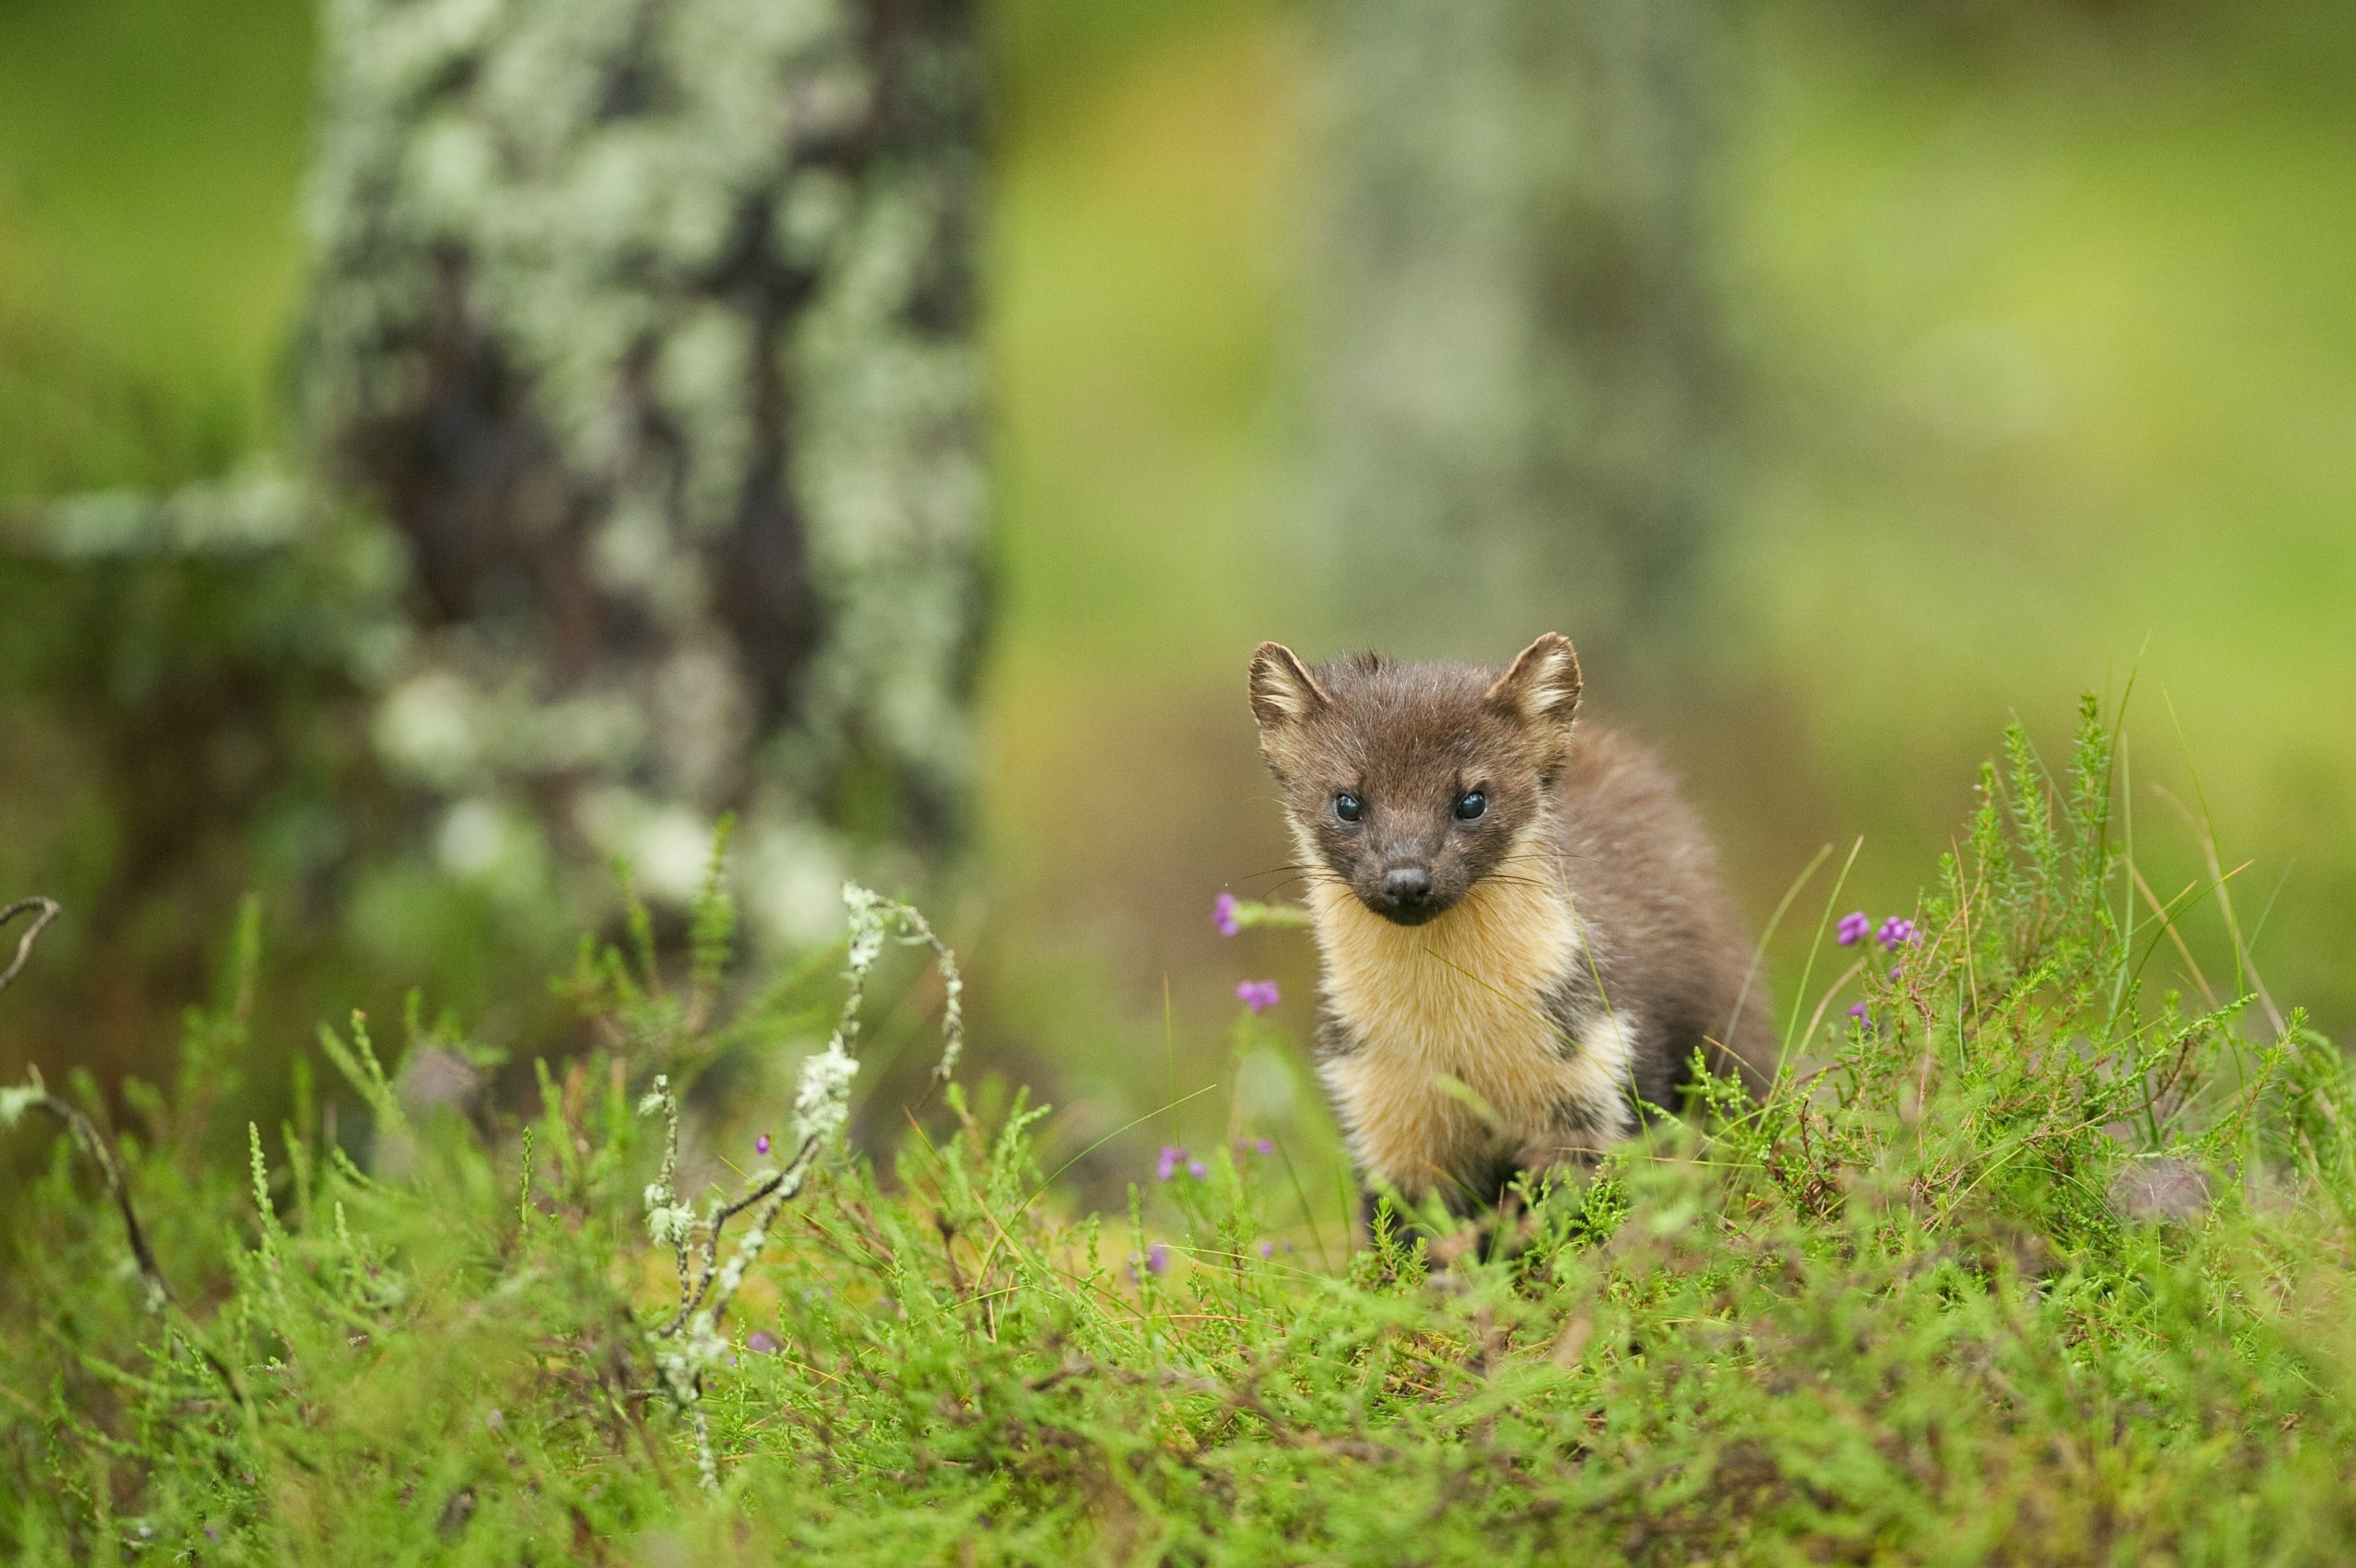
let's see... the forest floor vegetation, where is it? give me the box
[6,698,2356,1564]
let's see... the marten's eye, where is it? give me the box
[1455,791,1488,821]
[1334,793,1364,823]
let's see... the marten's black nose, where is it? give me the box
[1381,867,1434,908]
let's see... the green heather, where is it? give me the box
[7,700,2356,1564]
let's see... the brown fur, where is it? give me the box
[1249,635,1773,1213]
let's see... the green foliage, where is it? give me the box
[8,702,2356,1563]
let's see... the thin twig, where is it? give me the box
[7,1074,177,1314]
[0,897,245,1399]
[0,897,61,996]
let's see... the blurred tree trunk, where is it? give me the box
[303,0,987,944]
[1307,0,1728,664]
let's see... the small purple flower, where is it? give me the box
[1146,1242,1171,1275]
[747,1330,780,1355]
[1156,1145,1186,1182]
[1237,979,1282,1013]
[1213,893,1241,937]
[1255,1137,1275,1155]
[755,1132,772,1157]
[1187,1159,1206,1179]
[1258,1239,1275,1259]
[1889,964,1903,982]
[1848,1001,1869,1022]
[1877,916,1920,950]
[1836,911,1871,947]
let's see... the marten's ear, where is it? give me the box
[1249,642,1330,729]
[1486,633,1582,731]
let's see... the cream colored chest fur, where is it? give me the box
[1305,846,1636,1197]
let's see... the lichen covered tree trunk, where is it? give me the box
[1308,0,1727,661]
[303,0,986,943]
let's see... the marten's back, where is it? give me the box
[1547,725,1775,1104]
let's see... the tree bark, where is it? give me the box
[1307,0,1728,664]
[303,0,987,942]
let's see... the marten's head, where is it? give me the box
[1248,635,1582,927]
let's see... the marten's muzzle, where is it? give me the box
[1367,864,1447,925]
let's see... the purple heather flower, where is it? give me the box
[1848,1002,1869,1022]
[1259,1240,1275,1259]
[1156,1145,1186,1182]
[747,1330,780,1355]
[1255,1137,1275,1155]
[1877,916,1920,950]
[1146,1242,1171,1275]
[1187,1159,1206,1179]
[755,1133,772,1157]
[1237,979,1282,1013]
[1213,893,1241,937]
[1836,911,1871,946]
[1889,965,1903,982]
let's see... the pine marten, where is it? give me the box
[1248,633,1773,1217]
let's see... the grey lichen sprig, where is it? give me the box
[838,881,966,1092]
[639,881,964,1488]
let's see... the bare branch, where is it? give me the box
[0,897,243,1398]
[0,897,60,996]
[6,1074,171,1309]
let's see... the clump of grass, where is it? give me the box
[7,696,2356,1564]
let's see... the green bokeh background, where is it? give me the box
[2,0,2350,1148]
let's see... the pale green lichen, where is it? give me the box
[5,0,982,976]
[0,1084,39,1128]
[643,882,965,1487]
[302,0,983,942]
[1307,0,1725,657]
